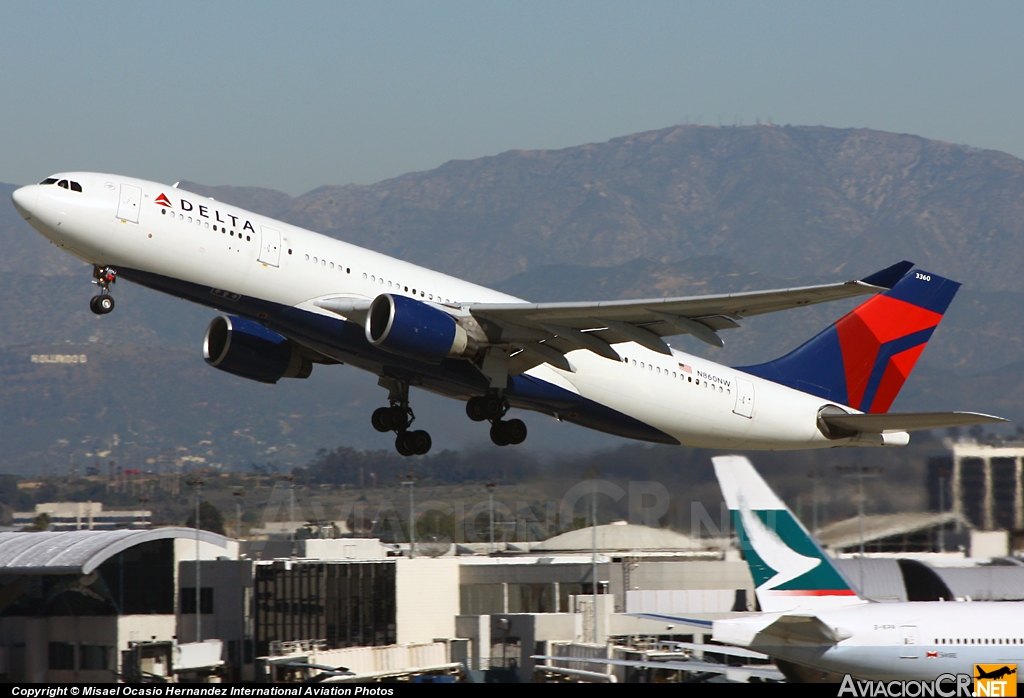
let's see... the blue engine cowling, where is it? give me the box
[203,315,312,384]
[365,294,469,362]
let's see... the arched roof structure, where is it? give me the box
[0,527,231,575]
[532,522,705,552]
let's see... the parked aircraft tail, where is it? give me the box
[713,455,864,613]
[739,264,959,413]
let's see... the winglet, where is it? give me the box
[860,260,914,289]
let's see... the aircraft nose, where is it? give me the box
[11,185,38,218]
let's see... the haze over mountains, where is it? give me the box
[3,124,1024,474]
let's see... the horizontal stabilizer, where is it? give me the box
[820,411,1007,434]
[756,614,851,646]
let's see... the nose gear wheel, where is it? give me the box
[89,266,117,315]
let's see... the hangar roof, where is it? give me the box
[817,512,967,551]
[532,522,707,552]
[0,527,230,575]
[931,565,1024,601]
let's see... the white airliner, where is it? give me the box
[10,173,1003,455]
[637,456,1024,682]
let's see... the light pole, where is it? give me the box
[808,468,823,536]
[138,495,149,529]
[937,467,949,553]
[284,474,296,541]
[186,474,205,642]
[401,472,417,558]
[233,490,245,540]
[485,483,496,554]
[837,466,883,594]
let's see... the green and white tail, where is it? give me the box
[713,455,865,613]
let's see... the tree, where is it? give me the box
[185,501,225,535]
[27,512,51,532]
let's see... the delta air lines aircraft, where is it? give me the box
[10,173,1003,455]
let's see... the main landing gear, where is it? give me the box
[372,379,431,457]
[89,266,117,315]
[466,394,527,447]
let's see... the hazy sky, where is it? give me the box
[2,1,1021,195]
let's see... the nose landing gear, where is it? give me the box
[89,266,117,315]
[466,394,527,447]
[372,378,431,457]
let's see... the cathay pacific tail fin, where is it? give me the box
[712,455,865,613]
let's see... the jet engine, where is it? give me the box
[203,315,312,384]
[365,294,474,362]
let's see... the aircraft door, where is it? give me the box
[116,184,142,223]
[258,226,281,267]
[733,378,754,418]
[899,626,919,658]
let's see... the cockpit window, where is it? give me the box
[70,181,82,192]
[39,178,58,185]
[58,180,69,189]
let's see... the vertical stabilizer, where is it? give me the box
[739,267,959,413]
[713,455,865,612]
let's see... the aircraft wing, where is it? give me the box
[820,411,1007,434]
[627,612,714,630]
[531,655,785,682]
[469,262,913,370]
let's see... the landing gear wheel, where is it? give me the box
[407,430,432,456]
[371,407,393,432]
[490,419,528,447]
[468,394,506,421]
[90,295,114,315]
[481,394,505,420]
[466,397,487,422]
[504,418,527,445]
[388,405,410,431]
[395,432,416,457]
[490,421,511,447]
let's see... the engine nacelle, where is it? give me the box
[365,294,470,362]
[203,315,312,384]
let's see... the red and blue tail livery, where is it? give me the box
[741,266,958,413]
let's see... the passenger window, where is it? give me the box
[58,180,69,189]
[70,181,82,192]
